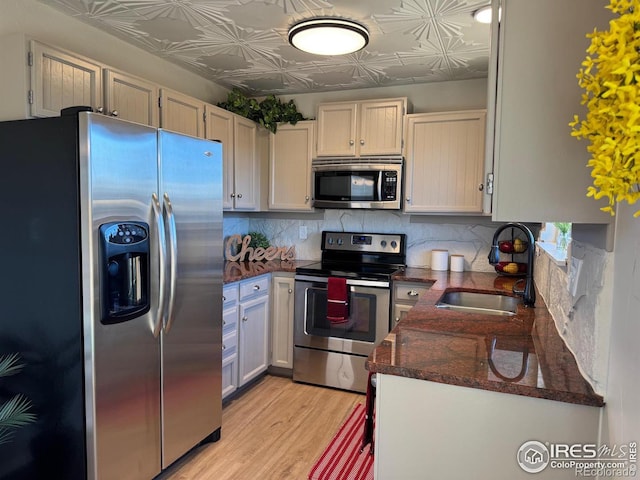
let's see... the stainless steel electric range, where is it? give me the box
[293,231,406,393]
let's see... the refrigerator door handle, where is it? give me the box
[152,193,167,337]
[163,192,179,334]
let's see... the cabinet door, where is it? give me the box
[492,0,611,223]
[404,111,486,213]
[159,88,204,138]
[206,105,235,210]
[238,294,270,387]
[270,275,295,369]
[316,102,357,157]
[104,69,158,126]
[392,303,413,328]
[30,41,103,118]
[359,99,405,156]
[269,121,314,211]
[233,115,258,210]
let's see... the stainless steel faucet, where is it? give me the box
[488,222,536,307]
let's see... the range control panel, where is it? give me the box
[322,231,405,254]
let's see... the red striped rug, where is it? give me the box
[308,403,374,480]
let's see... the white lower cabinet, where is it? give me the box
[222,275,271,396]
[374,374,601,479]
[238,275,271,387]
[222,283,239,400]
[270,273,295,370]
[392,281,431,328]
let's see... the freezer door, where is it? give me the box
[158,130,223,467]
[79,113,162,480]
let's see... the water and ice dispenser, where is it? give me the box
[99,222,150,324]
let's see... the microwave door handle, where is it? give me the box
[377,171,383,201]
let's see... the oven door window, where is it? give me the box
[304,286,377,342]
[315,171,380,202]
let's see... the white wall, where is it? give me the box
[602,203,640,446]
[0,0,228,104]
[279,78,488,119]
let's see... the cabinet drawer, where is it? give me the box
[393,282,430,303]
[221,360,237,399]
[239,275,270,300]
[222,330,237,362]
[223,306,237,335]
[223,283,239,305]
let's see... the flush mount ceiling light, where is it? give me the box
[288,18,369,56]
[473,5,501,23]
[473,5,492,23]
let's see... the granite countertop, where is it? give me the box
[367,267,604,407]
[223,259,316,283]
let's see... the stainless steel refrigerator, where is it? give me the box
[0,110,223,480]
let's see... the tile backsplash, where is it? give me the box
[224,210,504,272]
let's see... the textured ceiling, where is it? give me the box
[38,0,492,96]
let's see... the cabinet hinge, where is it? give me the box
[27,51,33,67]
[486,173,494,195]
[203,111,206,123]
[158,96,162,109]
[28,90,33,105]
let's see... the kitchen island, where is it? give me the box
[368,268,604,479]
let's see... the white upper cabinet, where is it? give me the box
[205,105,235,210]
[30,40,103,118]
[104,69,159,127]
[269,121,314,211]
[316,98,407,157]
[205,104,262,211]
[491,0,612,223]
[404,110,486,214]
[159,88,204,138]
[232,115,259,210]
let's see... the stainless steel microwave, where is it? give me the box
[312,158,402,210]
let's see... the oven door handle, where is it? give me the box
[294,274,389,289]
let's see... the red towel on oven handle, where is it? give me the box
[327,277,349,324]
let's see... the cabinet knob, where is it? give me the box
[360,139,365,145]
[406,197,411,203]
[288,288,293,294]
[242,316,248,322]
[349,139,354,146]
[223,319,226,326]
[110,110,119,117]
[407,290,419,297]
[96,107,104,114]
[230,193,236,198]
[222,295,226,301]
[253,284,260,291]
[305,196,310,202]
[222,344,226,350]
[478,183,484,191]
[237,193,243,199]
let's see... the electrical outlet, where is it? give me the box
[568,256,584,297]
[299,225,307,240]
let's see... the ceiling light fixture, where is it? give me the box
[473,5,502,23]
[288,18,369,56]
[473,6,493,24]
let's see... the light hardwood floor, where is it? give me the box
[159,375,364,480]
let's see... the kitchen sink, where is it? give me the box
[435,291,519,317]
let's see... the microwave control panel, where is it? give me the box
[381,171,398,200]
